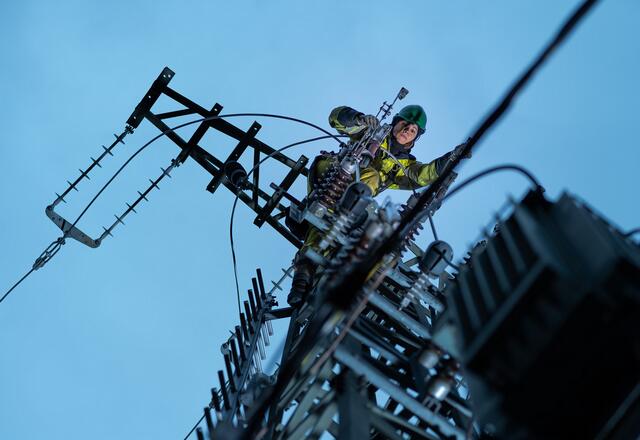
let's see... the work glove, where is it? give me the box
[356,114,379,130]
[452,139,472,159]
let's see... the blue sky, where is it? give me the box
[1,1,638,439]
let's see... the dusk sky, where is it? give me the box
[1,1,638,439]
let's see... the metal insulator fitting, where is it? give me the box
[420,240,454,276]
[418,347,442,370]
[339,156,358,175]
[400,272,430,310]
[402,272,445,313]
[427,374,455,401]
[223,161,248,188]
[319,213,350,251]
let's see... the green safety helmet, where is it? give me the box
[394,105,427,134]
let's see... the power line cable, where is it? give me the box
[183,413,207,440]
[0,268,36,305]
[441,163,542,204]
[623,228,640,238]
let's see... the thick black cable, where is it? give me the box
[0,113,342,307]
[442,163,542,204]
[229,136,346,323]
[240,2,599,438]
[624,228,640,238]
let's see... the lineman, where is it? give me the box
[287,104,469,306]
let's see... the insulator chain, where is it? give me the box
[314,162,351,211]
[51,125,134,208]
[396,201,425,256]
[97,159,176,244]
[318,211,352,251]
[323,221,385,279]
[399,272,444,313]
[32,237,66,270]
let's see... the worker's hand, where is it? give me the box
[357,114,379,130]
[453,140,472,159]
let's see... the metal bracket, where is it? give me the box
[207,122,262,194]
[45,205,99,248]
[126,67,175,129]
[254,155,308,227]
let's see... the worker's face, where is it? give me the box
[393,120,419,146]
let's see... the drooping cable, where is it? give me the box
[441,163,542,204]
[229,134,347,317]
[623,228,640,238]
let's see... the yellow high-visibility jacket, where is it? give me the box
[329,106,452,192]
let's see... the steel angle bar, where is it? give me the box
[411,300,434,330]
[334,346,466,439]
[252,147,261,205]
[254,155,309,227]
[126,67,174,128]
[310,401,339,438]
[176,103,223,165]
[265,312,301,439]
[359,352,413,387]
[278,361,335,416]
[443,394,473,419]
[368,410,407,440]
[369,404,441,440]
[206,121,262,193]
[337,370,369,440]
[145,112,302,247]
[347,327,405,365]
[284,390,337,439]
[368,293,431,340]
[264,307,294,321]
[286,381,332,430]
[327,420,340,439]
[160,84,305,172]
[145,112,223,171]
[408,241,424,259]
[357,316,422,352]
[155,108,197,119]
